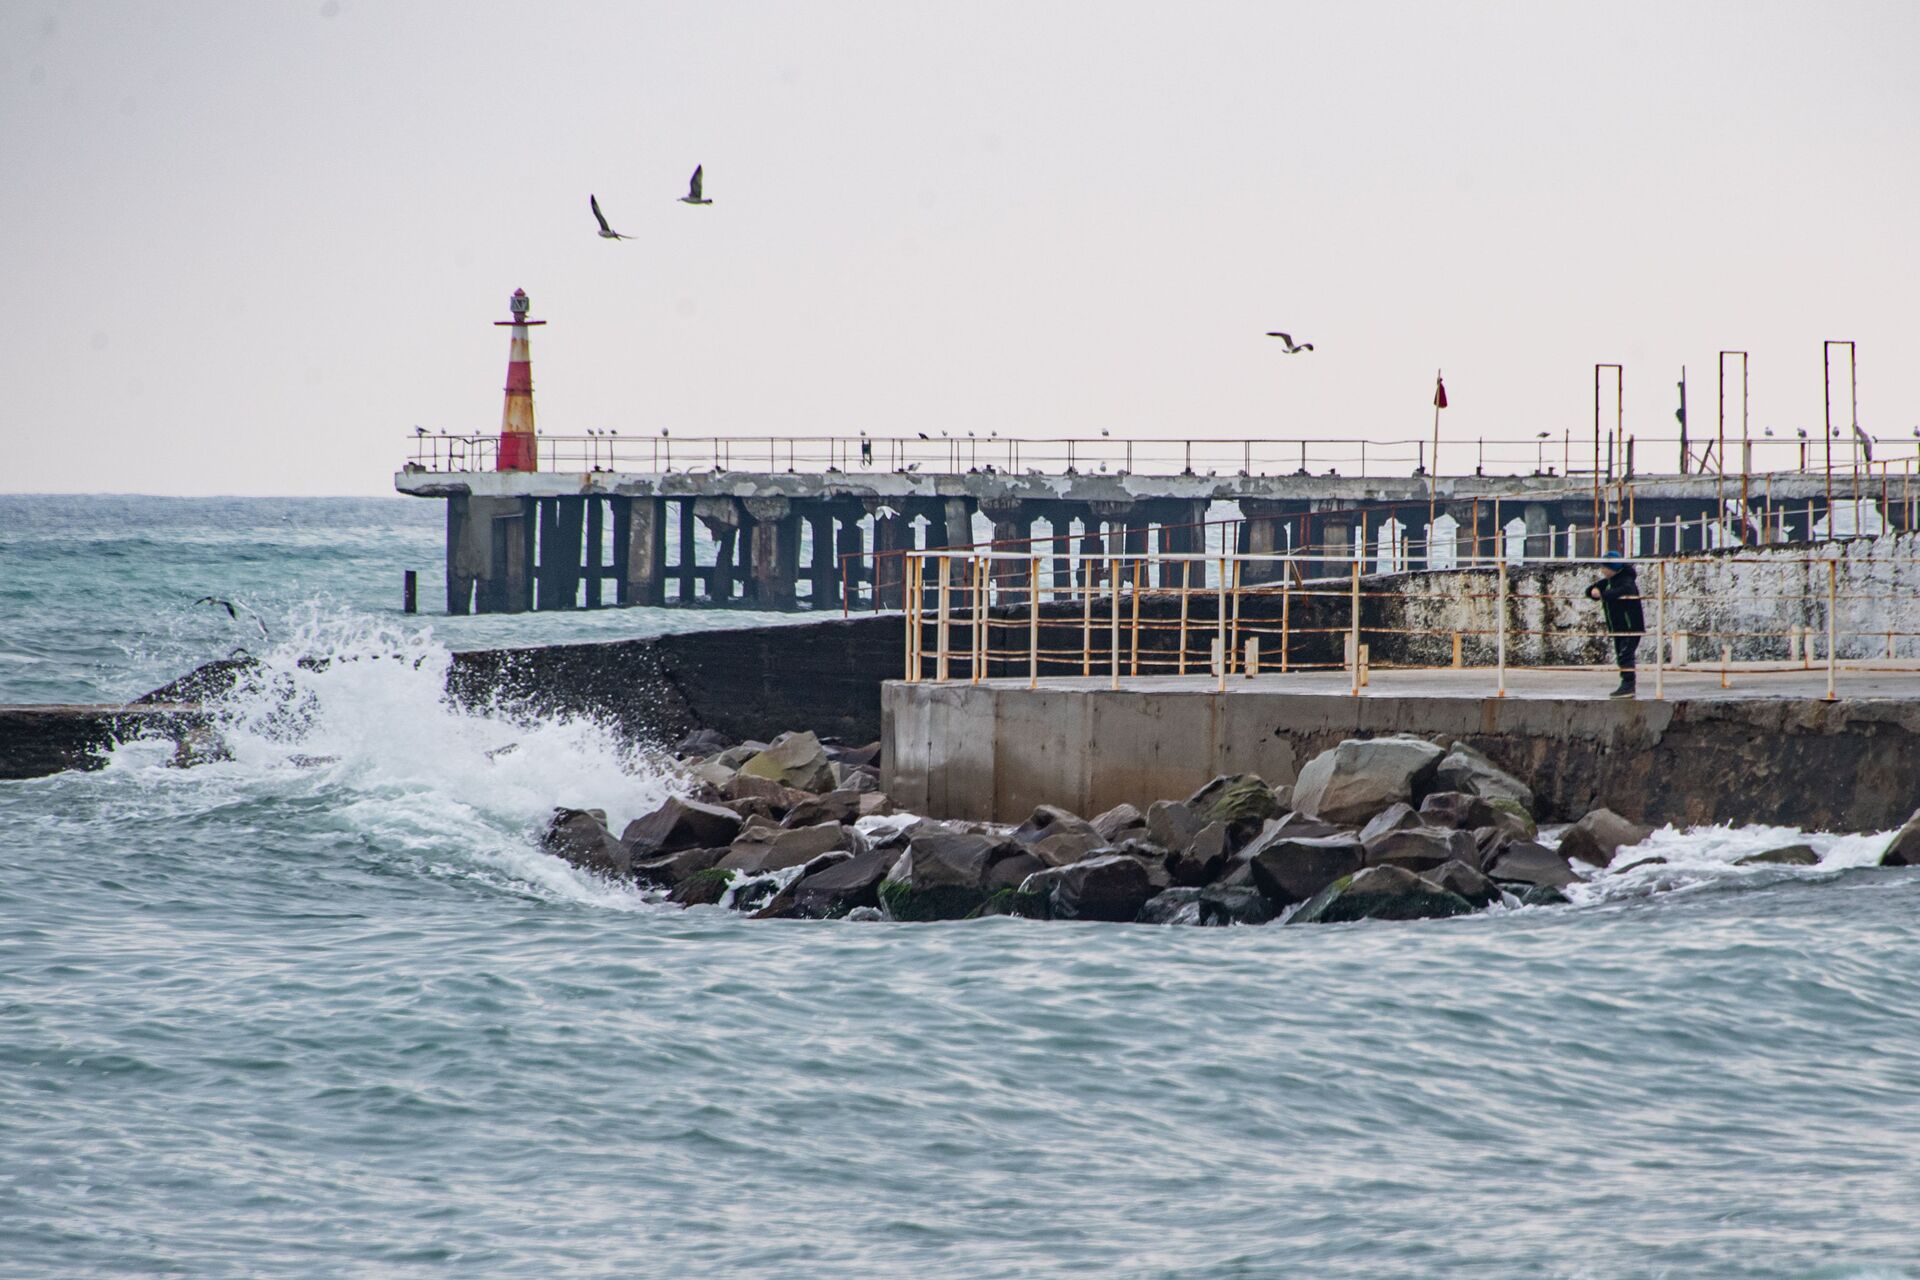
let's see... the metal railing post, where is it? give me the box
[905,554,920,682]
[1496,558,1509,698]
[1029,556,1040,690]
[1109,556,1122,691]
[936,555,951,682]
[1654,558,1666,701]
[1827,557,1839,701]
[1216,557,1228,693]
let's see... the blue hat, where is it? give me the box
[1603,550,1626,561]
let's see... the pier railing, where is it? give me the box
[896,545,1920,703]
[405,430,1918,484]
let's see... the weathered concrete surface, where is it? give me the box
[0,705,208,780]
[882,670,1920,831]
[398,467,1865,507]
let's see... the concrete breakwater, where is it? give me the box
[540,724,1920,928]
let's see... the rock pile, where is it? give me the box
[544,728,1736,927]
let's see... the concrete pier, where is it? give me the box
[403,461,1900,615]
[881,669,1920,832]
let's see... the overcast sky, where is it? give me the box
[4,1,1917,495]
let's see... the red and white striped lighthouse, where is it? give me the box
[494,288,545,472]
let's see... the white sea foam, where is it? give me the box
[1562,819,1895,906]
[103,606,685,910]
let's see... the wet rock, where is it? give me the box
[668,866,734,906]
[987,851,1047,890]
[1260,811,1345,841]
[727,772,811,811]
[1020,854,1155,922]
[1242,831,1367,906]
[878,830,1025,921]
[1289,865,1475,924]
[1483,798,1538,841]
[1417,791,1487,831]
[713,743,766,770]
[856,793,896,819]
[632,844,727,889]
[1614,854,1669,873]
[781,789,863,828]
[717,821,855,875]
[1358,802,1422,844]
[675,728,733,758]
[1557,808,1654,868]
[1168,821,1232,886]
[1186,774,1283,840]
[1091,803,1147,843]
[1364,826,1479,873]
[1136,887,1206,925]
[1510,884,1571,907]
[1879,810,1920,867]
[823,741,882,768]
[1736,844,1820,867]
[1484,840,1580,889]
[1029,829,1106,868]
[752,850,861,918]
[541,807,630,878]
[169,726,233,769]
[1137,884,1278,926]
[1421,859,1501,909]
[1112,839,1174,891]
[1011,805,1098,845]
[966,888,1051,920]
[736,731,836,794]
[688,758,738,792]
[1433,741,1535,815]
[831,763,880,793]
[622,796,744,856]
[1291,736,1445,826]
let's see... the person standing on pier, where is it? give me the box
[1587,550,1645,698]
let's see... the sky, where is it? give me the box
[3,0,1917,496]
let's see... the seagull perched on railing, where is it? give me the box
[590,195,631,239]
[678,165,712,206]
[1266,332,1315,353]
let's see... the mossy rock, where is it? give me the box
[964,888,1050,920]
[878,879,987,922]
[1486,797,1538,839]
[1195,775,1281,834]
[668,867,735,907]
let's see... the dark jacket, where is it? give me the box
[1589,565,1645,636]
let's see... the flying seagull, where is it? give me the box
[678,165,712,206]
[1266,332,1314,353]
[194,596,269,638]
[590,194,630,240]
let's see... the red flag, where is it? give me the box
[1433,376,1448,410]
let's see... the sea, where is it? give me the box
[2,493,1917,1279]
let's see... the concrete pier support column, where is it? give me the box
[695,497,743,604]
[744,497,798,609]
[450,494,529,615]
[940,497,974,551]
[982,498,1034,604]
[1079,522,1105,588]
[873,508,912,610]
[619,497,667,606]
[1317,516,1354,581]
[806,510,837,608]
[535,498,585,610]
[1239,500,1286,585]
[584,497,605,608]
[447,495,480,615]
[1522,503,1551,562]
[836,517,866,609]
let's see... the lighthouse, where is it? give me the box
[494,288,545,472]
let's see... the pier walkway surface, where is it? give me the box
[882,662,1920,832]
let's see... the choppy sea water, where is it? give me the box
[3,495,1919,1278]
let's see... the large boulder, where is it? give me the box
[727,771,813,811]
[736,731,837,794]
[717,821,855,875]
[878,830,1024,921]
[1416,791,1484,831]
[1012,804,1099,845]
[1186,774,1284,840]
[632,844,727,889]
[1880,810,1920,866]
[1363,826,1479,873]
[786,846,898,918]
[1167,821,1232,886]
[1137,885,1279,926]
[1260,812,1345,841]
[1029,829,1106,868]
[1289,865,1475,925]
[668,866,734,906]
[1091,803,1147,843]
[1736,844,1819,867]
[1422,859,1501,908]
[781,790,863,828]
[675,727,734,758]
[1557,808,1653,868]
[1147,800,1205,853]
[1433,742,1536,815]
[1484,840,1580,889]
[542,807,630,878]
[1358,802,1421,844]
[1020,855,1155,922]
[1242,831,1366,906]
[622,796,744,856]
[1290,736,1445,826]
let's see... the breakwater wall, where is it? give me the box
[882,681,1920,833]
